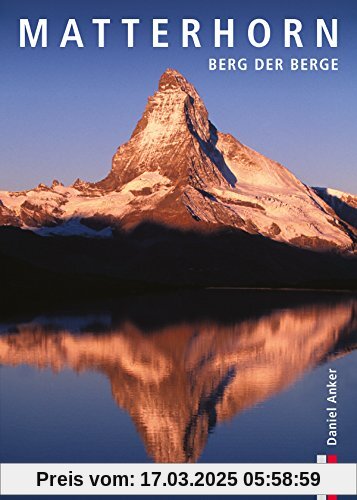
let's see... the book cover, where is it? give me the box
[0,0,356,499]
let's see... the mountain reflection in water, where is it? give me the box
[0,292,356,463]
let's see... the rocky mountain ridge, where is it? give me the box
[0,69,356,253]
[313,187,357,229]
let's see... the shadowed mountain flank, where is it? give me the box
[313,187,357,229]
[0,223,357,307]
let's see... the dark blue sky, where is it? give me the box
[1,0,356,192]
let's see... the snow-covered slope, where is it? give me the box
[313,187,357,229]
[0,69,355,252]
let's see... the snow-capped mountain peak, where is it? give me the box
[0,69,355,252]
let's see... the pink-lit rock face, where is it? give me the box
[0,299,356,462]
[0,69,355,250]
[0,69,355,251]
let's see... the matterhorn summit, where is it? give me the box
[0,69,355,251]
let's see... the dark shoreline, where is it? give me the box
[1,224,356,320]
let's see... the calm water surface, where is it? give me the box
[1,291,356,499]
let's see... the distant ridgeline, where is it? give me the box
[18,18,338,48]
